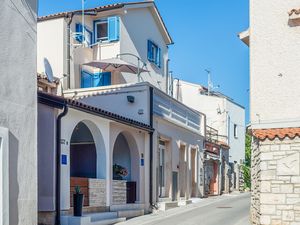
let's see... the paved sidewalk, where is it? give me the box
[117,193,251,225]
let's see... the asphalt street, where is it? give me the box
[118,193,251,225]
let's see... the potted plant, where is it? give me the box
[113,164,128,180]
[73,186,84,217]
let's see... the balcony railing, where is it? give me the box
[153,89,204,135]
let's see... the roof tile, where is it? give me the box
[252,128,300,141]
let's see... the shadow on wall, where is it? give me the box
[9,132,19,225]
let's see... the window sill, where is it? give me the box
[148,60,161,70]
[94,40,119,46]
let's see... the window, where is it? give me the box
[95,19,108,42]
[234,124,238,138]
[75,23,92,46]
[81,71,111,88]
[94,16,120,43]
[147,40,161,67]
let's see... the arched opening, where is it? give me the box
[112,132,140,203]
[70,122,96,178]
[69,120,106,207]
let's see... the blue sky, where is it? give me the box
[39,0,250,122]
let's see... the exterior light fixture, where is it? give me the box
[127,95,135,103]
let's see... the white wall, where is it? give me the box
[0,1,37,224]
[226,100,245,163]
[38,104,57,211]
[64,84,151,125]
[176,80,245,163]
[37,18,66,79]
[120,7,168,91]
[250,0,300,128]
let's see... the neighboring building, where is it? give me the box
[239,1,300,224]
[173,80,245,164]
[0,1,37,225]
[204,126,231,196]
[37,2,206,225]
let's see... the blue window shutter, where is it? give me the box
[148,40,155,62]
[81,71,92,88]
[156,47,161,67]
[75,23,83,42]
[147,40,151,61]
[108,16,120,41]
[103,72,111,85]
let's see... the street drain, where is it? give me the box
[216,206,232,209]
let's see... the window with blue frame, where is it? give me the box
[75,23,93,46]
[81,71,111,88]
[147,40,161,68]
[93,16,120,43]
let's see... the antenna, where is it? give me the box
[204,69,219,95]
[44,58,54,82]
[205,69,212,95]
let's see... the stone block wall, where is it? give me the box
[112,180,127,204]
[251,137,300,225]
[89,179,106,207]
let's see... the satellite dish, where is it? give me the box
[43,58,54,82]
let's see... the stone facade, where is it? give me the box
[251,136,300,225]
[112,180,127,205]
[89,179,106,207]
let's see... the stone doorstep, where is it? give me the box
[157,201,178,211]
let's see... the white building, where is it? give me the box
[239,1,300,224]
[173,80,245,164]
[37,1,173,93]
[0,1,37,225]
[37,2,206,225]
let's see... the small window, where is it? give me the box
[234,124,238,138]
[94,17,120,43]
[147,40,161,67]
[95,19,108,42]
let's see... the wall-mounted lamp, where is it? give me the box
[127,95,135,103]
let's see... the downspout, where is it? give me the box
[66,13,74,89]
[149,86,154,207]
[55,104,68,225]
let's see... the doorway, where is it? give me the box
[158,141,166,197]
